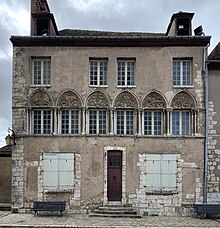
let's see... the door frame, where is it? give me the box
[103,146,126,205]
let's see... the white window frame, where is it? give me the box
[32,58,51,86]
[117,59,136,87]
[173,59,192,87]
[171,110,190,136]
[43,153,74,191]
[89,59,108,87]
[87,109,107,135]
[32,109,52,134]
[60,109,79,135]
[115,110,134,135]
[143,110,163,136]
[144,154,177,192]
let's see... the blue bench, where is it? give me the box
[194,204,220,218]
[31,201,66,216]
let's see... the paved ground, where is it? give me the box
[0,211,220,227]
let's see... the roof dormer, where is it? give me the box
[166,12,194,36]
[31,0,59,36]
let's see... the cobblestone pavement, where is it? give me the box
[0,211,220,227]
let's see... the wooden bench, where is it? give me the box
[194,204,220,218]
[30,201,66,216]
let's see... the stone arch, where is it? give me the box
[29,89,54,107]
[171,91,196,109]
[114,91,138,108]
[142,91,167,109]
[86,91,110,108]
[57,90,82,108]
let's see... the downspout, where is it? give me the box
[203,42,210,204]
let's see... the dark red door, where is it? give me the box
[107,151,122,201]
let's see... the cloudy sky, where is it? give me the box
[0,0,219,146]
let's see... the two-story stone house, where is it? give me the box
[10,0,210,215]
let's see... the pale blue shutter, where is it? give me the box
[43,153,59,190]
[161,155,177,191]
[145,154,161,191]
[59,153,74,190]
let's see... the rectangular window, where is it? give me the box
[32,58,51,85]
[171,111,190,136]
[117,59,135,86]
[116,110,134,135]
[144,111,162,135]
[173,59,191,86]
[89,59,107,86]
[89,110,107,134]
[43,153,74,191]
[144,154,177,192]
[33,109,51,134]
[61,110,79,134]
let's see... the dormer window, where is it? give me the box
[176,17,191,36]
[37,18,49,36]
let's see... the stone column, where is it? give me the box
[110,108,114,135]
[82,107,86,135]
[138,109,142,135]
[167,109,171,135]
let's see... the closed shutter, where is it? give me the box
[161,155,177,191]
[43,153,59,189]
[145,154,177,192]
[59,153,74,190]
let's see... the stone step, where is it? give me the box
[98,206,136,212]
[93,209,137,214]
[89,213,142,218]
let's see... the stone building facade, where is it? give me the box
[207,43,220,203]
[10,0,211,215]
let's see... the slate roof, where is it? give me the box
[0,145,12,156]
[58,29,165,37]
[209,42,220,60]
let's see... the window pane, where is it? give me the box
[61,110,69,134]
[89,110,97,134]
[127,61,135,85]
[71,110,79,134]
[33,110,42,134]
[33,60,42,85]
[99,110,107,134]
[182,61,191,85]
[154,111,162,135]
[43,110,51,134]
[182,111,190,135]
[43,60,51,84]
[99,61,107,85]
[117,110,124,134]
[173,61,181,86]
[117,61,125,86]
[144,111,152,135]
[172,111,180,135]
[89,61,98,85]
[126,111,134,135]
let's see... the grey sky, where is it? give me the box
[0,0,219,146]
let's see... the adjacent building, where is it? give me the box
[207,43,220,203]
[10,0,211,215]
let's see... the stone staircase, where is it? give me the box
[89,205,142,218]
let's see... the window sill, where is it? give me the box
[145,191,177,195]
[89,85,108,88]
[117,85,136,88]
[30,85,51,88]
[173,85,193,89]
[44,189,74,193]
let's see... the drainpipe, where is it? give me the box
[203,43,210,204]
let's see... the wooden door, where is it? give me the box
[107,151,122,201]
